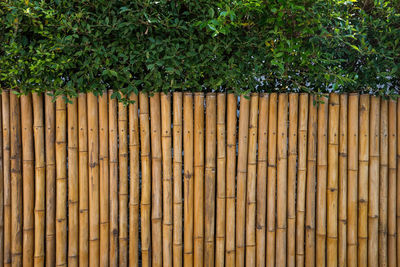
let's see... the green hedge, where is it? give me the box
[1,0,399,101]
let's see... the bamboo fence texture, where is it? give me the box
[0,91,399,267]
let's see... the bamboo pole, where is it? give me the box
[266,93,277,267]
[118,101,128,267]
[129,93,140,267]
[205,93,217,266]
[78,93,89,266]
[0,94,3,267]
[256,93,269,267]
[296,93,309,267]
[287,93,298,267]
[316,96,328,267]
[45,94,56,267]
[139,92,151,267]
[245,93,258,266]
[397,99,400,266]
[215,93,226,267]
[87,93,99,267]
[3,91,11,267]
[326,93,339,267]
[109,91,119,266]
[172,92,183,267]
[387,99,396,267]
[98,93,109,267]
[358,95,369,267]
[55,97,67,267]
[161,93,173,267]
[225,93,237,266]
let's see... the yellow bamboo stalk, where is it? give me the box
[45,94,56,267]
[245,93,258,266]
[296,93,309,267]
[338,94,348,267]
[316,96,328,267]
[358,95,369,267]
[387,99,396,267]
[129,93,140,267]
[225,93,237,266]
[78,93,89,266]
[215,93,226,267]
[266,93,277,267]
[305,95,317,267]
[326,93,339,267]
[0,94,3,267]
[397,99,400,266]
[87,93,99,267]
[98,93,109,267]
[287,93,298,267]
[172,92,183,267]
[205,93,217,266]
[3,91,11,267]
[108,91,119,266]
[139,92,151,267]
[161,93,173,267]
[119,101,128,267]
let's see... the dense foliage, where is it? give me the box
[1,0,399,100]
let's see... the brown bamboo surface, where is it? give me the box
[0,91,399,267]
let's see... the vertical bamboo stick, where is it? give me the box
[266,93,277,267]
[256,93,269,267]
[225,93,237,266]
[78,93,89,266]
[129,93,140,267]
[397,99,400,266]
[326,94,339,267]
[0,94,3,267]
[316,96,328,267]
[161,93,173,267]
[3,91,11,267]
[205,93,217,266]
[55,97,67,267]
[338,94,348,267]
[215,93,226,267]
[245,93,258,266]
[358,95,369,267]
[139,92,151,267]
[109,91,119,266]
[387,99,396,267]
[305,95,317,267]
[118,101,128,267]
[45,94,56,267]
[98,93,109,267]
[296,93,309,267]
[172,92,183,267]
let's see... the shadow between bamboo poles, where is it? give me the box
[45,94,56,267]
[119,100,129,267]
[139,92,151,267]
[129,93,140,267]
[397,100,400,266]
[55,97,67,267]
[215,93,226,267]
[245,93,258,266]
[172,92,183,267]
[316,96,328,267]
[326,93,339,267]
[256,93,269,267]
[358,95,369,267]
[225,93,237,266]
[99,93,109,267]
[3,91,11,267]
[205,93,217,267]
[388,99,397,267]
[193,93,205,267]
[108,91,119,266]
[78,93,89,266]
[0,94,3,267]
[87,93,99,267]
[161,93,173,267]
[266,93,277,267]
[276,94,288,267]
[295,93,309,267]
[287,93,298,267]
